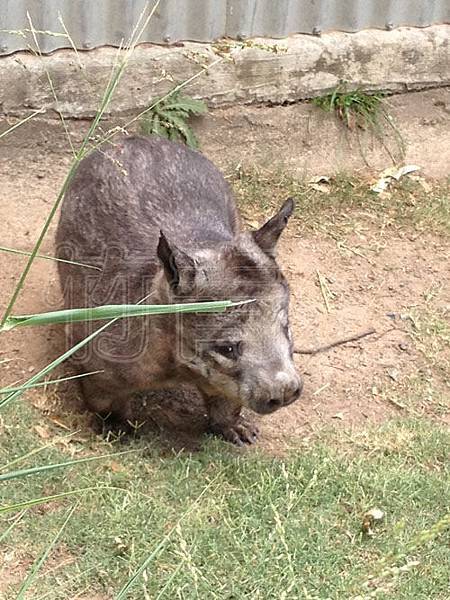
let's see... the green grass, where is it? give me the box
[384,306,450,417]
[377,371,449,418]
[311,85,405,163]
[368,301,450,419]
[312,87,386,131]
[1,402,449,599]
[409,307,450,372]
[231,166,450,238]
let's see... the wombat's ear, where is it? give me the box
[157,231,196,295]
[253,197,295,256]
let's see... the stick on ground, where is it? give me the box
[294,328,377,356]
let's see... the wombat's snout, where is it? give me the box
[260,373,303,414]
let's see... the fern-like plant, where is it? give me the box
[140,90,207,148]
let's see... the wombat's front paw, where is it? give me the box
[209,416,259,447]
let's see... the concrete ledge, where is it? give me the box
[0,25,449,117]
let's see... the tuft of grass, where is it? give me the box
[140,90,207,148]
[312,84,405,163]
[0,401,449,599]
[313,86,386,130]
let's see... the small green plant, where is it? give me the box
[140,90,207,148]
[313,85,386,130]
[312,84,405,163]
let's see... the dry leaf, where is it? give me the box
[109,461,124,473]
[34,425,51,439]
[393,165,421,179]
[48,417,71,430]
[371,165,421,194]
[387,368,400,382]
[309,183,331,194]
[371,177,390,194]
[362,507,385,536]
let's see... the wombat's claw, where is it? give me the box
[95,412,137,443]
[210,417,259,446]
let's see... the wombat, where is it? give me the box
[55,136,302,445]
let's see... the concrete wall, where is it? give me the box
[0,25,449,117]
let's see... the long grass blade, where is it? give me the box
[0,449,139,481]
[16,503,77,599]
[2,300,249,331]
[0,109,45,140]
[0,289,158,408]
[0,431,80,472]
[0,511,26,544]
[0,370,103,395]
[57,14,84,71]
[0,245,101,270]
[0,28,68,39]
[0,319,114,409]
[0,486,119,515]
[26,12,76,158]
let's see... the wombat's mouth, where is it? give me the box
[248,384,302,415]
[254,402,283,415]
[249,396,294,415]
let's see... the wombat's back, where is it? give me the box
[56,136,239,263]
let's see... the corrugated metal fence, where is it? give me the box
[0,0,449,55]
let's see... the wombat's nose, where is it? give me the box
[284,377,303,406]
[266,376,303,412]
[267,397,283,410]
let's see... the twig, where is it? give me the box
[294,328,377,355]
[312,382,330,396]
[317,270,332,313]
[386,397,407,410]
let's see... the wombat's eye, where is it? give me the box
[213,341,242,360]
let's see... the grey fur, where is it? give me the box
[55,136,302,445]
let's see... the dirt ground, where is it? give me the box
[0,89,449,451]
